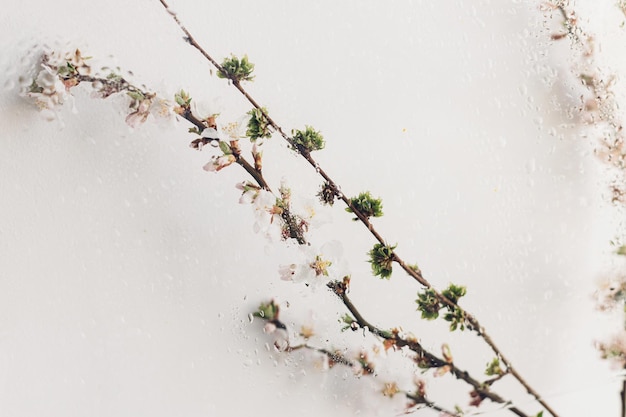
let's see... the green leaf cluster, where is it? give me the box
[416,289,440,320]
[485,357,503,376]
[254,300,279,321]
[416,283,467,331]
[346,191,383,220]
[368,243,396,279]
[442,283,466,304]
[246,107,272,141]
[217,54,255,82]
[291,126,325,153]
[443,307,467,331]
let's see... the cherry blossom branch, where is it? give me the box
[155,2,558,415]
[47,54,278,203]
[40,53,308,245]
[327,278,531,417]
[254,301,462,417]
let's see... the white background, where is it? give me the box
[1,1,625,416]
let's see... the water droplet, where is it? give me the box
[3,79,15,91]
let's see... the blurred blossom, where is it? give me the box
[125,98,152,128]
[593,274,626,311]
[235,181,259,204]
[125,97,174,128]
[291,196,330,230]
[597,331,626,368]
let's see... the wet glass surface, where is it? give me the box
[1,1,625,416]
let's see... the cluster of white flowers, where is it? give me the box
[20,50,91,120]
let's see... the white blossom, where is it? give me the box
[221,114,249,141]
[27,64,69,112]
[125,96,173,128]
[252,190,282,237]
[278,240,348,288]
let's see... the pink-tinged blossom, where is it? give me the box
[263,321,289,351]
[202,154,236,172]
[126,97,174,128]
[252,142,263,171]
[125,98,152,128]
